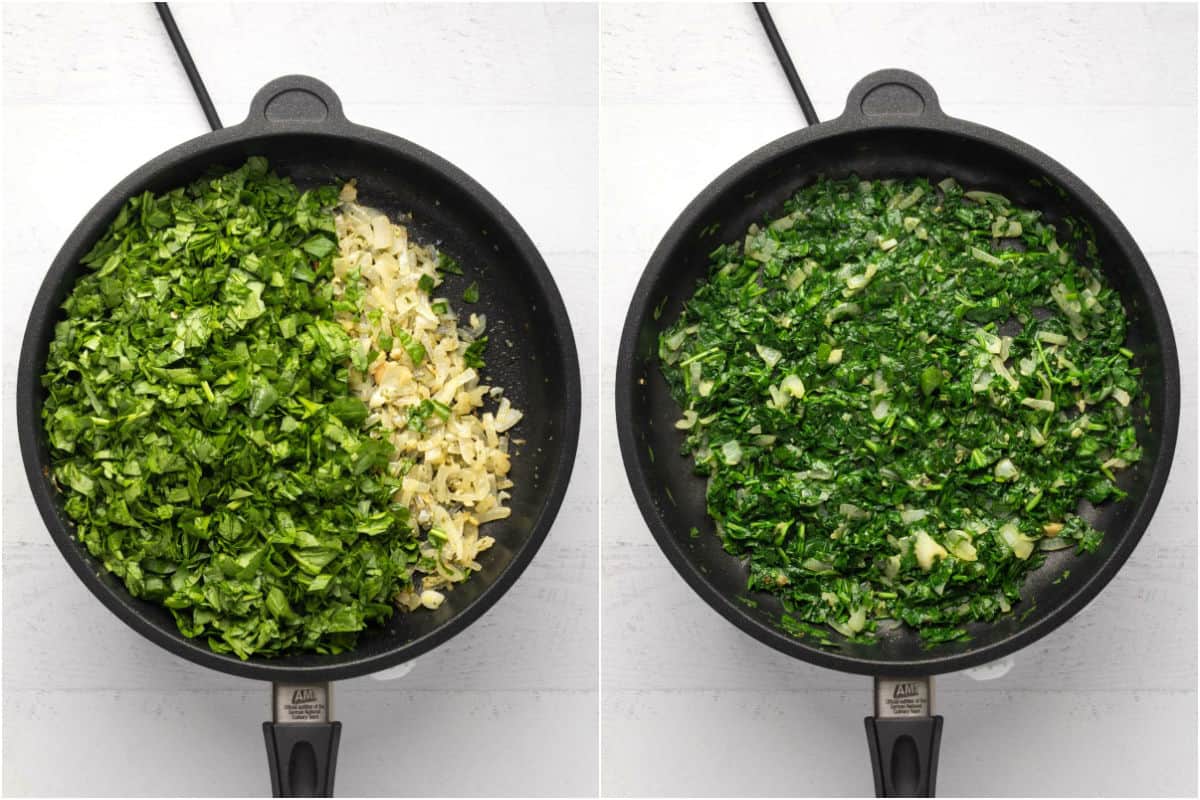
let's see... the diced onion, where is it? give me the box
[675,410,698,430]
[913,530,948,571]
[965,190,1010,205]
[781,374,806,399]
[993,458,1019,482]
[1039,538,1074,551]
[839,503,870,520]
[1021,397,1056,412]
[756,344,783,368]
[945,530,978,561]
[824,302,861,326]
[971,246,1004,267]
[334,186,517,611]
[991,357,1020,390]
[896,186,924,210]
[998,521,1035,560]
[845,262,879,294]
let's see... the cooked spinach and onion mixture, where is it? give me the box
[660,176,1142,644]
[41,158,521,658]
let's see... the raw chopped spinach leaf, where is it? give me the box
[41,158,421,659]
[463,336,488,369]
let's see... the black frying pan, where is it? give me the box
[17,75,581,796]
[615,69,1179,796]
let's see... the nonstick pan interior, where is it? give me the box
[19,130,581,681]
[619,122,1179,674]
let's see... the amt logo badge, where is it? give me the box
[292,688,318,705]
[893,682,921,700]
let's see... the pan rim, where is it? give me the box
[17,110,582,682]
[615,108,1181,676]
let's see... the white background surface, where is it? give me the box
[4,2,1199,799]
[599,3,1197,798]
[2,3,598,797]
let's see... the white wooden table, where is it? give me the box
[4,2,1197,798]
[1,4,598,796]
[599,3,1197,797]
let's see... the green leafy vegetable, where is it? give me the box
[394,328,427,366]
[660,176,1143,644]
[463,336,488,369]
[437,252,464,275]
[463,281,480,304]
[41,159,424,659]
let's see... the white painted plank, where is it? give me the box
[601,689,1197,797]
[4,688,598,797]
[600,3,1195,108]
[3,4,598,107]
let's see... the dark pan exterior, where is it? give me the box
[18,76,581,682]
[616,70,1180,676]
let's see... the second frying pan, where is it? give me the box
[616,69,1179,796]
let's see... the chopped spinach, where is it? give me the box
[437,252,464,276]
[464,336,488,369]
[660,176,1143,643]
[41,158,420,659]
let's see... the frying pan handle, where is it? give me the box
[264,682,342,797]
[264,722,342,797]
[865,677,943,797]
[840,69,944,126]
[241,75,349,130]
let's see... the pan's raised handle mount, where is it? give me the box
[841,69,944,125]
[243,75,348,129]
[865,676,943,797]
[264,681,342,797]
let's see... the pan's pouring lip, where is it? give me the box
[615,70,1181,677]
[16,76,583,682]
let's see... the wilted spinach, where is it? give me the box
[661,176,1142,644]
